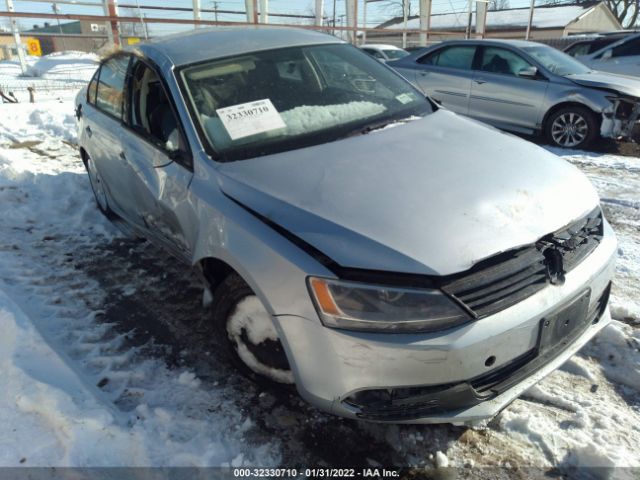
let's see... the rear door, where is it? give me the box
[413,44,476,114]
[81,54,133,217]
[118,57,195,260]
[468,46,548,133]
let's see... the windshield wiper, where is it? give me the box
[341,117,415,139]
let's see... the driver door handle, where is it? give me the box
[474,78,488,84]
[119,151,127,162]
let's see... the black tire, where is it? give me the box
[83,152,113,217]
[211,272,294,387]
[544,106,599,149]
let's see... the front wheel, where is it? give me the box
[545,106,598,149]
[212,273,294,386]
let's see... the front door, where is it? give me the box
[468,46,548,133]
[118,58,195,260]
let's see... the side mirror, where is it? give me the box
[517,66,538,78]
[601,49,613,60]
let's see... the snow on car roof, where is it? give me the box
[139,27,344,67]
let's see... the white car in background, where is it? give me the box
[360,44,410,62]
[575,32,640,76]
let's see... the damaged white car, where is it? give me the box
[390,39,640,149]
[75,28,617,424]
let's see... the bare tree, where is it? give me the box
[488,0,510,11]
[377,1,414,18]
[602,0,639,28]
[540,0,638,28]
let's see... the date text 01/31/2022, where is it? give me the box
[233,468,401,477]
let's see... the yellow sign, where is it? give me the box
[26,38,42,56]
[127,37,141,45]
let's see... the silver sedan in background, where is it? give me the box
[390,39,640,148]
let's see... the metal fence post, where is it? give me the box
[315,0,324,26]
[5,0,27,74]
[193,0,201,27]
[419,0,431,46]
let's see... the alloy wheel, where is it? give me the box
[550,112,589,148]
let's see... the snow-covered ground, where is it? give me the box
[0,96,638,474]
[0,52,97,103]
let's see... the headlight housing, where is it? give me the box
[307,277,471,333]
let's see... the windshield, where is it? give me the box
[180,43,431,162]
[384,49,409,60]
[521,45,591,76]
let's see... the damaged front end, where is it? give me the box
[601,95,640,139]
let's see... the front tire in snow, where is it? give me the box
[212,273,294,386]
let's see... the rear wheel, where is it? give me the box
[212,273,294,386]
[545,106,598,149]
[84,153,111,216]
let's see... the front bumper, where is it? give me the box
[275,222,617,424]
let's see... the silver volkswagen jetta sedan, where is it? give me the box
[76,27,616,424]
[389,39,640,149]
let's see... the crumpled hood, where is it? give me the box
[567,71,640,98]
[218,110,599,276]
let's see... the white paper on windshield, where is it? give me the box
[216,99,286,140]
[395,93,414,104]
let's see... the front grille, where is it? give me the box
[442,208,603,318]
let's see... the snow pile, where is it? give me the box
[26,51,99,82]
[0,100,281,467]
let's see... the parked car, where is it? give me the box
[563,33,630,57]
[76,28,616,424]
[360,44,410,61]
[572,32,640,76]
[389,39,640,148]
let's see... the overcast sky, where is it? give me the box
[9,0,534,36]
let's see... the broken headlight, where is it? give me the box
[307,277,471,333]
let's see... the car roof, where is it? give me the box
[426,38,543,49]
[136,26,344,67]
[361,44,404,50]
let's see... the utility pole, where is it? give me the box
[5,0,27,74]
[103,0,119,47]
[402,0,408,48]
[134,0,147,39]
[213,1,219,22]
[525,0,535,39]
[332,0,337,35]
[51,3,68,50]
[193,0,201,27]
[465,0,472,39]
[362,0,367,44]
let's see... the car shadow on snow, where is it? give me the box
[71,237,468,468]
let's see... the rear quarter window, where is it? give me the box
[96,55,130,118]
[418,46,476,70]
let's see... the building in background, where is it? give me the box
[372,1,622,46]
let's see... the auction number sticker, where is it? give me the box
[217,99,286,140]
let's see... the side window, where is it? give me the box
[87,69,98,104]
[480,47,532,76]
[418,46,475,70]
[565,43,589,57]
[128,60,186,155]
[611,38,640,58]
[96,55,130,118]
